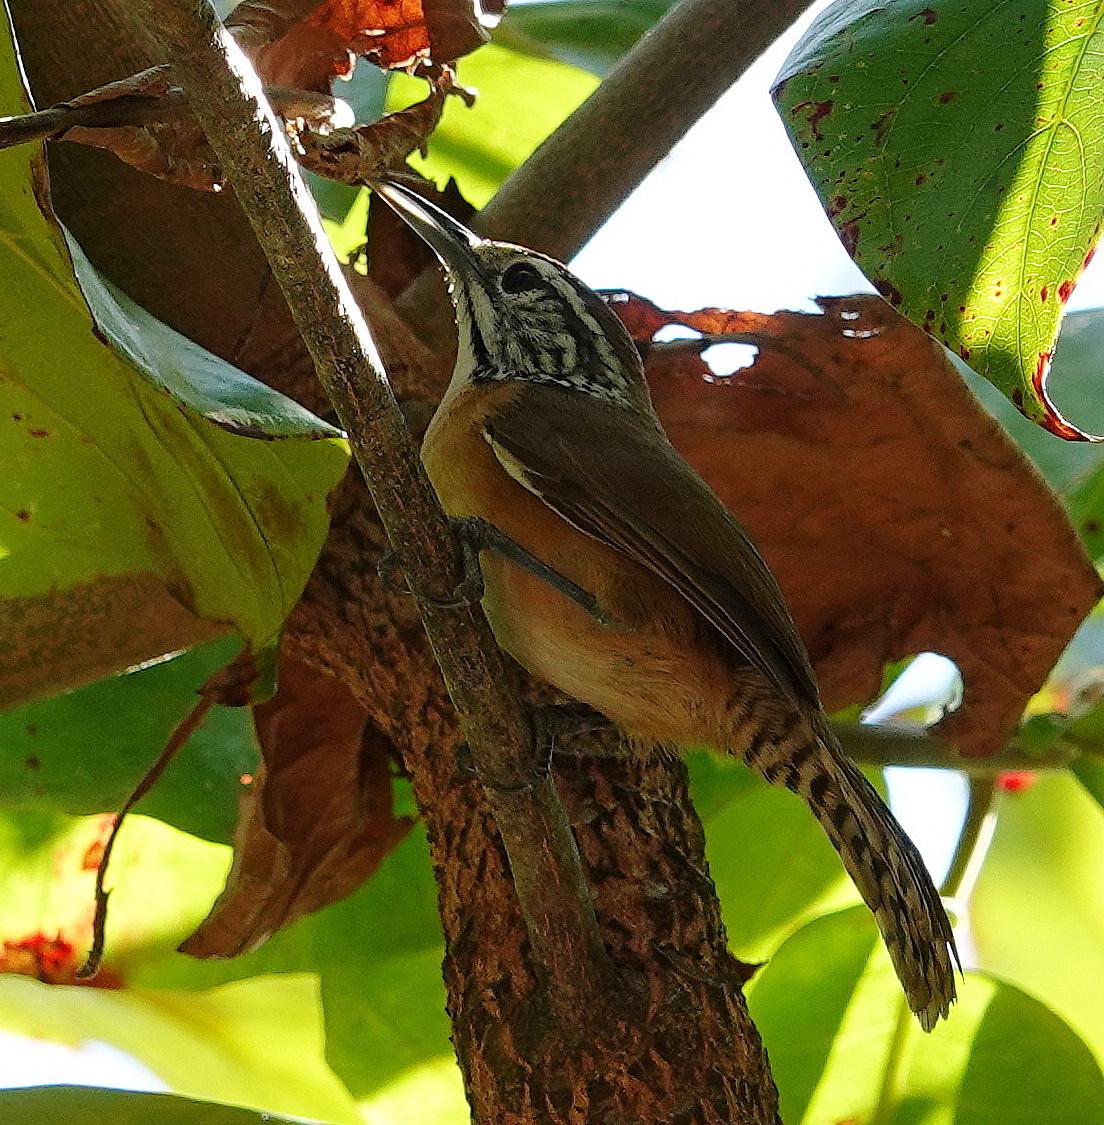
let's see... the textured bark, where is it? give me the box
[9,2,782,1119]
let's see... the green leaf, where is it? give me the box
[0,639,256,845]
[689,754,857,960]
[970,771,1104,1066]
[1071,752,1104,809]
[125,822,452,1102]
[0,975,360,1124]
[0,1087,323,1125]
[774,0,1104,436]
[943,307,1104,500]
[749,906,1104,1124]
[0,9,349,702]
[0,807,458,1106]
[494,0,675,76]
[0,812,232,976]
[388,44,598,204]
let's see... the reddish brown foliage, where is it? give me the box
[181,654,411,957]
[613,292,1101,758]
[230,0,486,82]
[0,933,123,988]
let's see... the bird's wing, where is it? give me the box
[484,386,821,710]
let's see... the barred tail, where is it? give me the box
[742,716,958,1030]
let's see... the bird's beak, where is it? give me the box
[371,180,483,278]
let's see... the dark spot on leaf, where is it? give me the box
[28,429,49,438]
[1011,388,1024,407]
[15,509,29,521]
[791,100,833,141]
[11,412,21,421]
[1085,519,1101,535]
[995,123,1005,131]
[1059,281,1075,303]
[840,220,861,254]
[24,756,40,770]
[25,725,37,736]
[870,110,893,142]
[915,173,928,185]
[1085,247,1097,270]
[910,7,938,23]
[1040,286,1049,302]
[938,91,956,104]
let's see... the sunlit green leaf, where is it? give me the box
[970,771,1104,1067]
[774,0,1104,435]
[0,10,349,703]
[0,1086,323,1125]
[123,822,451,1101]
[0,639,254,845]
[0,974,360,1124]
[0,808,457,1109]
[359,1055,468,1125]
[749,906,1104,1124]
[388,44,598,204]
[0,812,231,976]
[946,308,1104,500]
[688,755,856,960]
[494,0,674,76]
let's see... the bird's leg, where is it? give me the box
[452,516,621,626]
[379,515,618,624]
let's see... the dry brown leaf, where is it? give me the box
[612,292,1101,758]
[51,66,343,191]
[296,93,444,185]
[181,653,411,957]
[57,66,218,192]
[230,0,487,82]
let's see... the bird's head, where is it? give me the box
[374,180,649,409]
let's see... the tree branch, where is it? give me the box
[836,721,1075,772]
[138,0,612,1023]
[475,0,819,260]
[0,75,339,150]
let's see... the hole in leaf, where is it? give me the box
[701,342,759,379]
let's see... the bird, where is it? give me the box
[373,178,958,1030]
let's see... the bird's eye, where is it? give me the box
[500,262,545,294]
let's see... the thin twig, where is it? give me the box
[78,692,216,978]
[835,721,1074,772]
[0,76,337,150]
[940,776,997,900]
[139,0,612,1021]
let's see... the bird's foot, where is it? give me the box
[455,702,614,792]
[531,701,614,747]
[375,517,485,609]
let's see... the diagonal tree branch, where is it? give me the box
[137,0,613,1024]
[476,0,819,260]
